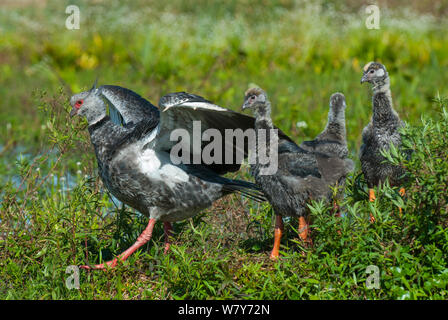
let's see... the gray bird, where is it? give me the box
[360,62,406,208]
[300,93,354,213]
[70,83,265,269]
[242,88,353,259]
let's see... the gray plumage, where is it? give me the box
[300,93,354,189]
[360,62,405,188]
[100,84,160,127]
[69,83,265,225]
[242,88,351,218]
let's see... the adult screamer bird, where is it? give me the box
[360,62,406,219]
[242,88,353,259]
[70,83,265,269]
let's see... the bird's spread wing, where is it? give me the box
[156,92,298,173]
[159,92,215,108]
[153,92,256,174]
[99,85,160,127]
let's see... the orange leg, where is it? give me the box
[333,201,341,218]
[163,222,173,254]
[398,187,405,215]
[81,218,157,270]
[298,216,311,246]
[369,188,376,202]
[369,188,376,223]
[270,215,284,260]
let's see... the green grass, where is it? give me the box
[1,0,448,299]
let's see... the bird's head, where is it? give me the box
[242,87,268,113]
[330,92,346,113]
[360,62,389,87]
[328,92,347,123]
[69,80,106,124]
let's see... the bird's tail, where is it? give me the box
[223,179,266,202]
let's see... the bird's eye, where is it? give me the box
[250,95,256,101]
[369,70,375,74]
[75,100,83,108]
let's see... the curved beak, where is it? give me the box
[70,107,78,117]
[360,74,369,84]
[241,101,250,111]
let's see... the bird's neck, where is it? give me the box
[372,76,390,95]
[322,108,346,141]
[371,78,399,124]
[254,102,273,131]
[84,106,106,126]
[252,102,277,171]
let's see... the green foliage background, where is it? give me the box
[0,0,447,299]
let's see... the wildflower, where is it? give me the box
[399,292,410,300]
[296,121,308,129]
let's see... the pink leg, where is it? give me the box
[80,218,157,270]
[163,222,173,254]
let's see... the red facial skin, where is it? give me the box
[70,99,84,117]
[75,99,83,109]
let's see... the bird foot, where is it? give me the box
[269,251,280,260]
[80,258,119,270]
[163,243,171,255]
[80,219,156,271]
[269,215,284,261]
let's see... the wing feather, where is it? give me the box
[154,94,255,174]
[154,92,298,174]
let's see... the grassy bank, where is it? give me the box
[1,0,447,299]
